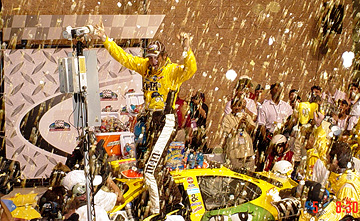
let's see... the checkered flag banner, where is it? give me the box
[2,14,165,41]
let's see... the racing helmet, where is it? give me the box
[272,160,293,175]
[145,41,166,57]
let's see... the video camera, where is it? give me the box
[62,25,95,40]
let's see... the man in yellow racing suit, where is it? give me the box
[93,23,197,216]
[300,141,360,220]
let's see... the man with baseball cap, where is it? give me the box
[93,22,196,217]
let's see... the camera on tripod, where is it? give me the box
[58,24,101,127]
[62,25,95,40]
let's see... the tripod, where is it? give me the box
[72,39,96,221]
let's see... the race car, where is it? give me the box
[109,166,300,220]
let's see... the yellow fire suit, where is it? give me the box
[103,38,197,110]
[321,170,360,220]
[103,37,197,215]
[305,148,320,180]
[313,121,331,163]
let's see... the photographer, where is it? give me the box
[221,97,256,171]
[92,22,197,217]
[185,91,209,153]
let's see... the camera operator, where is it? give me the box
[221,97,256,171]
[185,91,209,152]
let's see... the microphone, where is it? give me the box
[63,25,95,40]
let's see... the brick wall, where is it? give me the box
[2,0,354,148]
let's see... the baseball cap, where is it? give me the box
[270,134,287,146]
[61,170,102,191]
[145,41,165,57]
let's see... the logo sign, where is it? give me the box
[191,202,201,207]
[192,205,203,213]
[187,177,194,184]
[191,194,199,202]
[100,89,118,101]
[187,188,200,195]
[302,108,309,117]
[188,184,195,188]
[49,120,71,131]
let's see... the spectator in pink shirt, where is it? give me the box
[255,83,293,171]
[224,76,257,121]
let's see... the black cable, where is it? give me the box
[67,96,81,137]
[76,94,83,133]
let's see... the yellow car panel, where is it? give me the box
[110,166,298,220]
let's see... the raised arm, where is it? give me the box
[173,32,197,83]
[93,21,148,75]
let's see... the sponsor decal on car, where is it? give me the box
[107,141,120,146]
[190,194,199,202]
[192,205,203,213]
[187,187,200,195]
[191,202,202,207]
[187,177,194,184]
[187,183,195,188]
[49,120,71,131]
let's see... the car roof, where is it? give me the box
[171,166,284,188]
